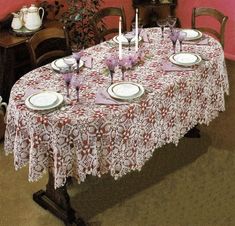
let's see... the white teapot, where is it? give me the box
[24,4,44,31]
[20,5,28,25]
[11,12,23,30]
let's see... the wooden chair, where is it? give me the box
[27,27,71,68]
[192,7,228,48]
[91,7,127,44]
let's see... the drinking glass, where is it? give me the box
[71,76,83,102]
[124,32,135,51]
[169,31,179,54]
[119,55,133,81]
[178,31,187,52]
[157,19,167,38]
[131,22,143,37]
[104,55,118,84]
[121,67,126,81]
[167,16,177,33]
[62,72,73,98]
[63,56,76,72]
[109,69,115,84]
[119,59,127,81]
[72,51,84,72]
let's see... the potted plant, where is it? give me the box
[38,0,103,49]
[60,0,103,49]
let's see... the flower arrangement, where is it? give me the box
[104,50,145,82]
[104,55,119,72]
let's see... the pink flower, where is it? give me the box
[119,55,133,70]
[129,53,138,66]
[104,55,119,72]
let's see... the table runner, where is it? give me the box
[4,28,229,188]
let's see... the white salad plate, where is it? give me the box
[25,91,63,110]
[51,58,84,72]
[112,35,142,46]
[181,29,202,41]
[169,52,202,67]
[107,82,145,101]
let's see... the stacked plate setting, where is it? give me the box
[180,29,202,41]
[51,57,84,73]
[169,52,202,67]
[107,82,145,101]
[112,35,142,46]
[25,91,63,110]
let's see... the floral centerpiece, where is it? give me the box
[104,50,146,82]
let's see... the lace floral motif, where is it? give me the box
[4,28,229,189]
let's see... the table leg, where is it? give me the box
[184,126,200,138]
[33,171,86,226]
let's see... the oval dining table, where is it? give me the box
[4,28,229,226]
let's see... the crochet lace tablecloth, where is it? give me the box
[4,28,229,188]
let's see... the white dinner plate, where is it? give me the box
[25,91,64,110]
[181,29,202,41]
[51,58,84,72]
[107,82,145,100]
[112,35,142,46]
[169,52,202,67]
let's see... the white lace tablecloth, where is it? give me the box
[4,28,229,189]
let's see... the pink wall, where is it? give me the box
[100,0,134,31]
[0,0,234,60]
[0,0,38,19]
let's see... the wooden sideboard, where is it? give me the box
[0,16,62,102]
[132,0,178,27]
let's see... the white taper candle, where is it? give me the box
[135,8,138,52]
[119,17,122,60]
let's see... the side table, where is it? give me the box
[0,20,63,102]
[0,30,30,102]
